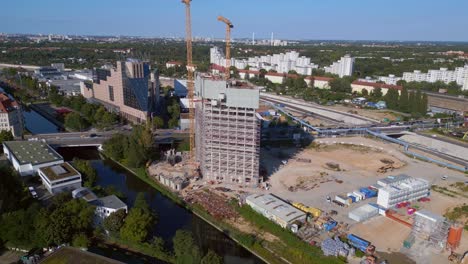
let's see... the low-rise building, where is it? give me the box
[245,193,306,229]
[377,177,430,209]
[3,141,64,176]
[351,81,402,95]
[166,61,183,68]
[90,195,128,223]
[0,93,23,137]
[38,162,82,194]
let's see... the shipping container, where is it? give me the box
[347,234,371,252]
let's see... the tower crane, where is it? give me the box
[181,0,195,160]
[217,16,234,80]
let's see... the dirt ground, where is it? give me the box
[349,216,411,252]
[329,104,404,122]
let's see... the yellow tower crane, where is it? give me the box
[217,16,234,80]
[181,0,196,160]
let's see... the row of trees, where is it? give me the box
[384,87,428,116]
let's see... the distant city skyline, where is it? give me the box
[1,0,468,42]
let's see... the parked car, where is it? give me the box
[30,190,38,199]
[441,175,448,180]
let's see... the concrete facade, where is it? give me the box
[38,162,82,194]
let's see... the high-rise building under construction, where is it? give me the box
[195,74,261,187]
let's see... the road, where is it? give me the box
[25,129,189,146]
[261,93,376,125]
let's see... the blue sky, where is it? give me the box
[1,0,468,41]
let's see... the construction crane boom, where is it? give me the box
[182,0,195,160]
[217,16,233,80]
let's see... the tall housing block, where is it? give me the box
[195,75,261,187]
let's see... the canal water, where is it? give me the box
[56,147,263,264]
[23,108,61,134]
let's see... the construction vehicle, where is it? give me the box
[181,0,196,160]
[217,16,233,80]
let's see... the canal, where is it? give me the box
[23,108,263,264]
[23,108,62,134]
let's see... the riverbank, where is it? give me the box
[99,152,342,264]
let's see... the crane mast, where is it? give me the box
[217,16,233,80]
[182,0,195,160]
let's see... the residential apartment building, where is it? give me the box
[324,55,355,77]
[0,93,23,137]
[399,65,468,90]
[210,47,319,76]
[80,59,160,123]
[195,74,261,187]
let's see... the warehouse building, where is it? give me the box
[38,162,82,194]
[377,177,430,209]
[3,141,64,176]
[245,193,306,229]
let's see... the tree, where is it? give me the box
[421,93,428,115]
[72,233,90,248]
[409,90,417,114]
[120,207,154,243]
[64,112,89,131]
[103,134,128,161]
[0,130,14,152]
[0,205,39,248]
[152,116,164,130]
[201,250,222,264]
[173,230,201,264]
[399,87,409,113]
[73,159,97,187]
[329,78,351,93]
[361,89,368,96]
[372,87,383,99]
[384,89,399,110]
[103,209,127,235]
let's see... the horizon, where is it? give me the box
[1,0,468,42]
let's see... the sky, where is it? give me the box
[1,0,468,41]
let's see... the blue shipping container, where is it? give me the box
[348,195,357,203]
[347,234,370,251]
[324,221,337,231]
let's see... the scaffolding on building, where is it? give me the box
[411,210,450,251]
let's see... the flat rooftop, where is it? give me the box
[246,193,306,224]
[39,162,80,181]
[91,195,127,210]
[3,141,63,165]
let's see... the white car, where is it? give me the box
[441,175,448,180]
[28,186,35,192]
[31,190,38,198]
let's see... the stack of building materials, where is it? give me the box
[411,210,450,251]
[348,204,379,222]
[347,234,371,252]
[321,236,350,257]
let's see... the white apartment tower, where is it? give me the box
[195,74,261,187]
[324,55,355,77]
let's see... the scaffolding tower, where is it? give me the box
[411,210,450,251]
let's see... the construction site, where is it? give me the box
[143,1,468,264]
